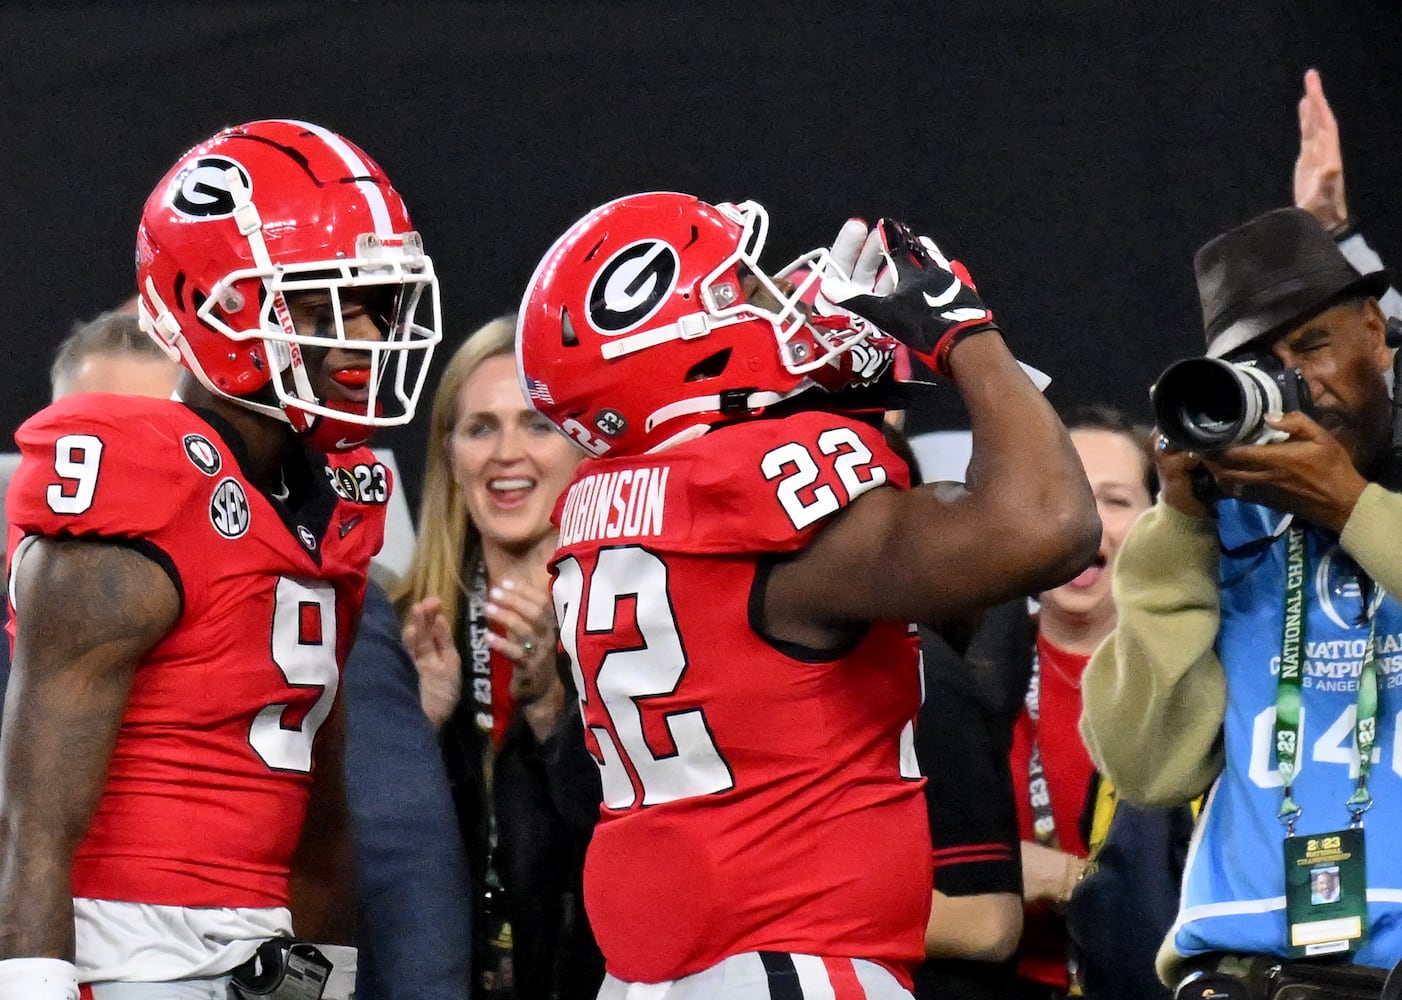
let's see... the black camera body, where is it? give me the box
[1151,356,1311,452]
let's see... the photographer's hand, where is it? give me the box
[1202,412,1368,532]
[1152,432,1211,519]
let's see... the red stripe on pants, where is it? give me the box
[822,957,867,1000]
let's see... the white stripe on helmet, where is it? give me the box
[279,118,394,236]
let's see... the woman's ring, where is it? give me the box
[521,639,537,653]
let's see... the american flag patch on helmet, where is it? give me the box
[525,377,555,405]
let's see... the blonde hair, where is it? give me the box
[392,314,517,638]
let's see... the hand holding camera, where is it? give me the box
[1152,405,1366,531]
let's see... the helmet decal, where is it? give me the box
[171,156,250,220]
[586,240,679,334]
[593,409,628,439]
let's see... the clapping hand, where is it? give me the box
[403,596,461,731]
[484,577,568,741]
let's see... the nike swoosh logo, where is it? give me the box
[339,514,364,539]
[922,279,962,308]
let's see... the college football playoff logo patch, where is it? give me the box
[332,467,362,503]
[210,478,250,539]
[586,240,678,334]
[182,434,222,476]
[171,156,251,220]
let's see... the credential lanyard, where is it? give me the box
[1274,526,1380,835]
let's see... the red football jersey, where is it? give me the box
[551,410,931,986]
[6,394,389,910]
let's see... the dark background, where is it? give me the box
[3,1,1399,514]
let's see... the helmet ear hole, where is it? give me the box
[560,307,580,348]
[685,348,731,383]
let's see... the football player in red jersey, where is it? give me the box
[0,120,439,999]
[515,193,1101,1000]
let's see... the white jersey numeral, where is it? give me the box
[554,547,733,809]
[249,577,340,772]
[761,426,887,530]
[48,434,103,514]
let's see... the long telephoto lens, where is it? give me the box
[1151,358,1272,451]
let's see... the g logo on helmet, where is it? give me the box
[171,156,251,220]
[586,240,679,334]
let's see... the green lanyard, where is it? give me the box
[1274,526,1381,835]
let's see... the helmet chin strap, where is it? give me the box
[294,403,377,453]
[226,165,322,415]
[645,383,811,439]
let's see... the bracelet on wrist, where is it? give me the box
[1326,216,1356,241]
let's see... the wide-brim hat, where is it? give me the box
[1195,206,1391,359]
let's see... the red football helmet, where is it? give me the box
[515,192,884,457]
[136,119,440,451]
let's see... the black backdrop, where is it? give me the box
[3,1,1399,514]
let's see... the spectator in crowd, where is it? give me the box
[48,309,182,401]
[1009,405,1160,998]
[396,315,603,1000]
[515,193,1099,997]
[0,119,439,998]
[1080,204,1402,995]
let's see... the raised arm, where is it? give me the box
[1291,70,1402,319]
[0,539,179,963]
[771,222,1099,640]
[1293,68,1349,235]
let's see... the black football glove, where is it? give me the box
[819,218,1001,379]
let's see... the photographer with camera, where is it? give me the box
[1080,205,1402,1000]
